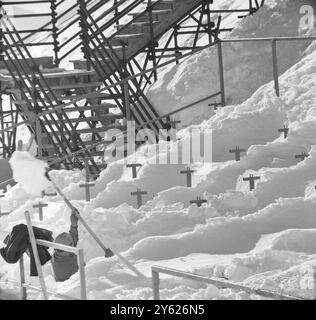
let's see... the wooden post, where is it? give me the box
[272,39,280,97]
[19,257,27,300]
[32,202,48,221]
[78,249,87,300]
[217,40,226,107]
[229,147,246,161]
[295,152,309,162]
[190,197,207,207]
[83,158,91,183]
[243,174,261,191]
[24,211,49,300]
[278,126,289,139]
[79,183,95,202]
[127,163,142,179]
[152,269,160,300]
[180,167,195,187]
[41,190,57,198]
[131,188,148,209]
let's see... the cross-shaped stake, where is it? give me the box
[32,202,48,221]
[180,167,195,187]
[295,152,309,162]
[278,126,289,139]
[127,163,142,179]
[82,158,91,183]
[131,188,148,209]
[190,197,207,207]
[41,190,58,198]
[79,183,95,202]
[243,174,261,191]
[229,146,246,161]
[165,115,181,130]
[208,102,222,111]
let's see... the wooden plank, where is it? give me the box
[19,257,27,300]
[24,211,49,300]
[78,249,87,300]
[36,239,80,255]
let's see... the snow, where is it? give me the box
[9,151,52,196]
[1,0,316,300]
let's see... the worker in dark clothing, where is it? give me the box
[0,224,53,276]
[52,211,114,282]
[51,212,80,282]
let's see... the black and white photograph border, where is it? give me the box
[0,0,315,304]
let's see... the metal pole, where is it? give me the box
[78,249,87,300]
[51,0,59,67]
[217,40,226,106]
[152,270,160,300]
[19,257,27,300]
[122,44,131,121]
[24,211,49,300]
[272,39,280,97]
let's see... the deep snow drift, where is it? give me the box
[0,0,316,300]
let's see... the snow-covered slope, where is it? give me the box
[148,0,315,126]
[0,0,316,300]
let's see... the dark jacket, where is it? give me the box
[52,224,79,282]
[0,224,53,276]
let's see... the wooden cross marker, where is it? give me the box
[190,197,207,207]
[278,126,289,139]
[229,147,246,161]
[180,167,195,187]
[41,190,57,198]
[127,163,142,179]
[32,202,48,221]
[243,174,261,191]
[208,102,222,111]
[79,183,95,202]
[165,115,181,130]
[131,188,148,209]
[295,152,309,162]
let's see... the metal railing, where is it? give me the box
[151,266,303,300]
[17,211,87,300]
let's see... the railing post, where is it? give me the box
[51,0,59,67]
[19,257,27,300]
[147,0,157,81]
[271,39,280,97]
[217,40,226,107]
[122,44,131,121]
[78,249,87,300]
[152,269,160,300]
[174,25,180,65]
[24,211,49,300]
[78,0,90,70]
